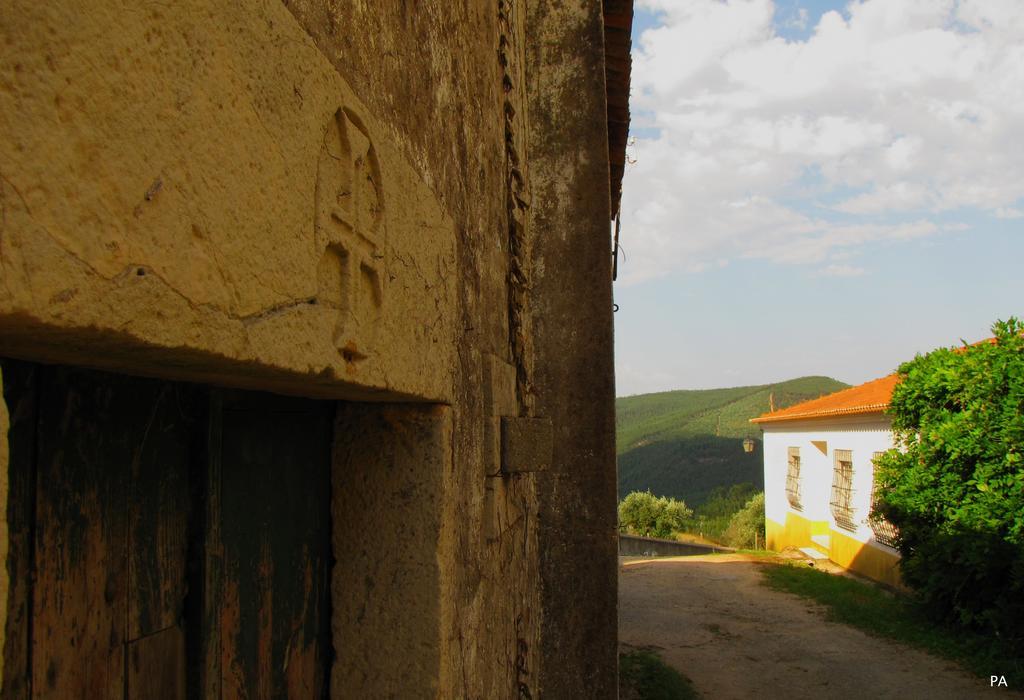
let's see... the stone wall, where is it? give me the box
[526,0,621,695]
[0,0,623,695]
[619,535,734,558]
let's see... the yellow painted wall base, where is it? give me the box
[766,511,825,551]
[766,517,785,551]
[767,511,904,589]
[830,527,904,589]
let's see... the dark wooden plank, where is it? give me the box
[1,359,38,699]
[196,390,223,700]
[127,384,196,640]
[219,393,333,699]
[31,366,130,698]
[126,626,185,700]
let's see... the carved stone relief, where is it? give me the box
[315,107,386,362]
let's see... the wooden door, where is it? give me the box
[30,365,198,699]
[216,392,333,699]
[0,361,334,699]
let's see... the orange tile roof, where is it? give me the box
[751,374,899,424]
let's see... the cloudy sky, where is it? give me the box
[614,0,1024,396]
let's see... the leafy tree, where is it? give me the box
[724,492,765,549]
[691,482,759,543]
[699,482,759,519]
[873,318,1024,645]
[657,499,693,540]
[618,490,693,539]
[618,491,659,536]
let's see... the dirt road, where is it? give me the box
[619,555,1020,699]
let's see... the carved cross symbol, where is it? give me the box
[316,108,385,351]
[328,206,383,315]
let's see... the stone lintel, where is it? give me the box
[0,0,456,403]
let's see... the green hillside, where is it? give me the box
[616,376,849,507]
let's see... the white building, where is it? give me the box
[752,375,903,587]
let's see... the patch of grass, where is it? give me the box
[730,549,778,557]
[761,562,1023,680]
[619,649,699,700]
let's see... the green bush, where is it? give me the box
[873,318,1024,649]
[689,482,758,543]
[618,490,693,539]
[699,482,759,519]
[723,492,765,549]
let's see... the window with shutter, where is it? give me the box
[868,451,899,547]
[785,447,802,510]
[830,449,856,531]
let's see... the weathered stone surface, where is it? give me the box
[526,0,621,695]
[0,0,456,402]
[483,354,518,477]
[484,354,519,419]
[281,4,547,696]
[332,403,449,696]
[501,417,553,474]
[0,0,623,696]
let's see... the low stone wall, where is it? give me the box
[619,534,734,557]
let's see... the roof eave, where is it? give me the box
[604,0,633,220]
[750,405,890,425]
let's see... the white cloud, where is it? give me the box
[791,8,809,30]
[834,181,933,214]
[815,264,868,277]
[621,0,1024,285]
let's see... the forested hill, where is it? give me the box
[616,376,850,507]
